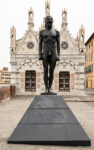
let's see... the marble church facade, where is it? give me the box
[10,0,86,95]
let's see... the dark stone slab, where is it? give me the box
[8,124,90,146]
[29,95,68,108]
[20,109,78,124]
[8,95,91,146]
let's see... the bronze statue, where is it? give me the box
[39,16,60,94]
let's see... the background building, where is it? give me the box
[10,0,86,96]
[85,33,94,88]
[0,67,11,85]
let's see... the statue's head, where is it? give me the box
[45,16,53,29]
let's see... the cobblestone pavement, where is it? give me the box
[0,96,94,150]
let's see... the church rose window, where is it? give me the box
[25,70,36,91]
[61,41,68,49]
[27,42,34,49]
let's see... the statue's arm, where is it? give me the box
[56,31,60,56]
[39,31,43,60]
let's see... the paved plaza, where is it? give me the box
[0,94,94,150]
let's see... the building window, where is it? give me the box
[59,71,70,92]
[85,65,93,74]
[85,54,86,61]
[25,70,36,91]
[91,53,93,59]
[86,46,88,51]
[89,44,90,49]
[86,80,88,88]
[91,41,93,47]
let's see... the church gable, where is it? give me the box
[16,30,38,54]
[60,9,82,55]
[60,29,79,54]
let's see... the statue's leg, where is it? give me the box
[42,58,49,90]
[49,57,56,90]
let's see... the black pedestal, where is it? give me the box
[8,95,91,146]
[41,91,57,95]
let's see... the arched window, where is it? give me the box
[59,71,70,92]
[25,70,36,91]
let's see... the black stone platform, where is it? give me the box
[8,95,91,146]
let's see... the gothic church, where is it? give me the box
[10,0,85,95]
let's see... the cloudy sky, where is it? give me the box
[0,0,94,70]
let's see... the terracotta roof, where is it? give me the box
[85,32,94,45]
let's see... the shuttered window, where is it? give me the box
[25,70,36,91]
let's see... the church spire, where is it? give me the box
[39,0,51,30]
[28,7,34,29]
[61,9,68,29]
[45,0,50,17]
[10,25,16,50]
[78,25,85,52]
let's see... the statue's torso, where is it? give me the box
[42,29,57,56]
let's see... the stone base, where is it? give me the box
[8,95,91,146]
[41,91,57,95]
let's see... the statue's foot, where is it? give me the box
[45,88,49,94]
[41,88,49,95]
[49,88,54,94]
[48,88,52,93]
[41,88,57,95]
[48,88,57,95]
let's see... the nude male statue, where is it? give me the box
[39,16,60,94]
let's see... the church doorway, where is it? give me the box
[59,71,70,92]
[25,70,36,91]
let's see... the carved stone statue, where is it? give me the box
[39,16,60,94]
